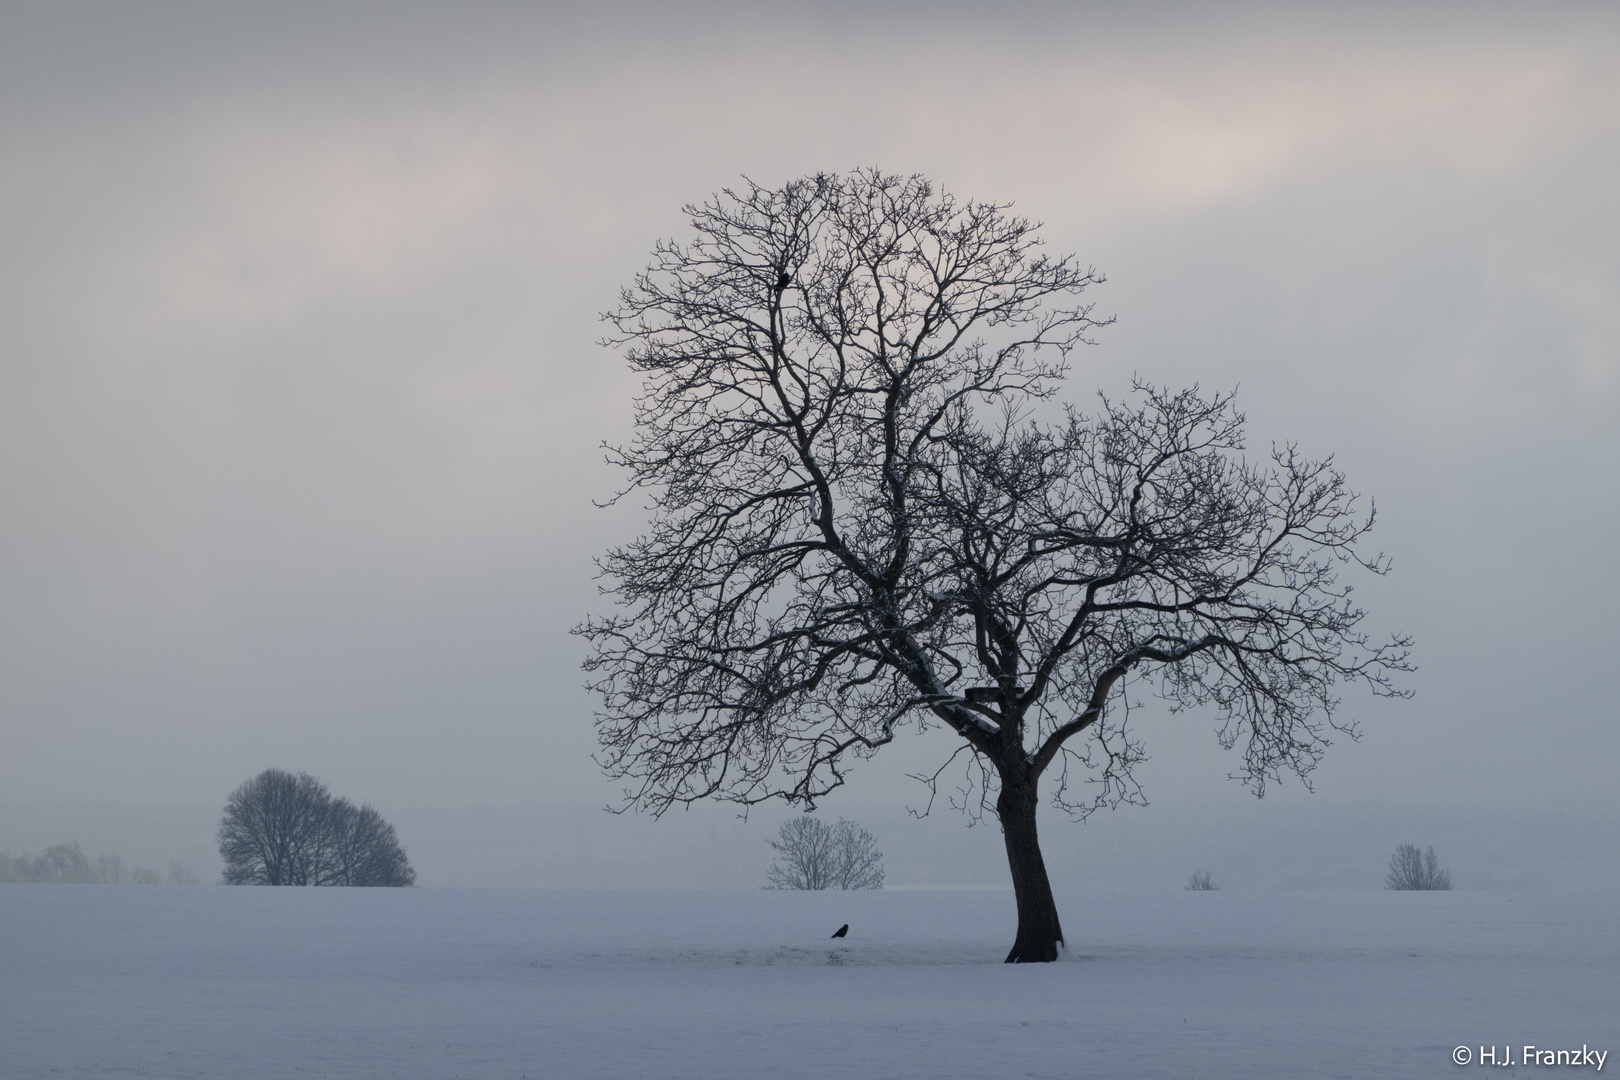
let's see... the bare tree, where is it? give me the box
[218,769,415,886]
[219,770,329,885]
[325,800,416,887]
[581,169,1411,962]
[766,816,885,890]
[765,816,838,890]
[829,818,885,890]
[1186,869,1218,891]
[1384,843,1450,890]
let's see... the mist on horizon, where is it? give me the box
[2,4,1617,890]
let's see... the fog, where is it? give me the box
[6,797,1620,892]
[2,2,1617,886]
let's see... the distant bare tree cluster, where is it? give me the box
[766,816,884,890]
[0,842,199,885]
[1385,843,1451,890]
[219,769,415,887]
[1186,869,1219,891]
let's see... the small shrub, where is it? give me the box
[1384,843,1451,890]
[1186,869,1218,891]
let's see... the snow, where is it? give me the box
[2,885,1615,1079]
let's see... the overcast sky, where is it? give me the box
[2,2,1616,819]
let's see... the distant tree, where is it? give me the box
[47,842,95,882]
[0,842,164,884]
[1384,843,1450,890]
[325,800,417,887]
[0,842,93,883]
[218,770,331,885]
[582,169,1411,962]
[766,816,885,890]
[126,862,163,885]
[218,769,415,886]
[165,859,203,886]
[1186,869,1218,891]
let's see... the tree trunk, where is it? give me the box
[998,782,1064,963]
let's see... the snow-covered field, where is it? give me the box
[3,886,1614,1079]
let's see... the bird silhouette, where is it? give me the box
[776,271,792,290]
[831,924,849,938]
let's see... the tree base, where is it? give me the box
[1005,937,1064,964]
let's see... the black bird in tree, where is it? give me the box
[831,924,849,939]
[776,270,791,290]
